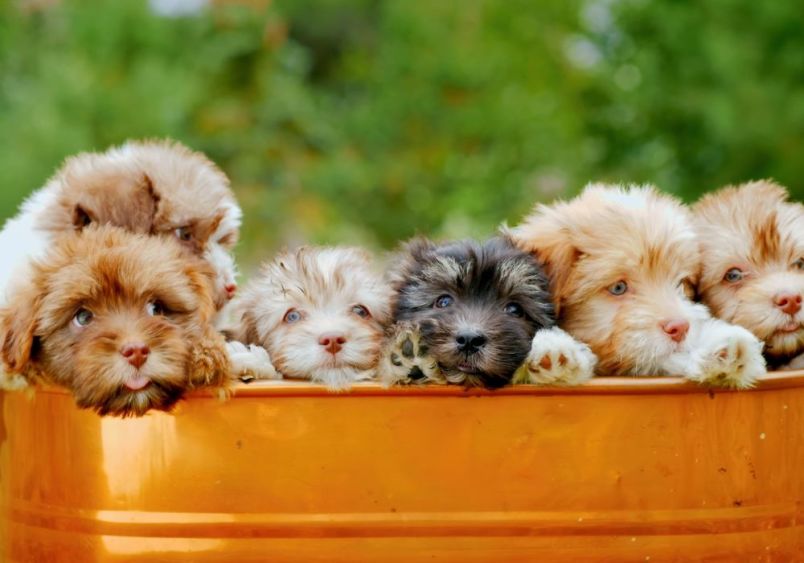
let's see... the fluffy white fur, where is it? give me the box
[510,183,766,388]
[514,327,598,386]
[224,246,393,390]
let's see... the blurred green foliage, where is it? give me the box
[1,0,801,269]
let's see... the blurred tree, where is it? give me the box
[0,0,800,270]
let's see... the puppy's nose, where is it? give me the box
[774,291,802,315]
[455,331,487,355]
[319,333,347,355]
[121,343,150,369]
[224,283,237,298]
[660,319,689,343]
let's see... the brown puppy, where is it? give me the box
[694,181,804,370]
[0,226,230,416]
[0,139,241,310]
[510,183,765,388]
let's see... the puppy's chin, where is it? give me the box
[73,379,186,417]
[765,329,804,361]
[306,367,373,390]
[426,339,528,389]
[42,339,189,417]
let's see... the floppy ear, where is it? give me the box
[221,310,260,346]
[507,208,581,317]
[0,297,40,374]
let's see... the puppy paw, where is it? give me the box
[379,322,443,385]
[688,323,765,389]
[0,371,30,391]
[513,327,597,386]
[226,341,281,383]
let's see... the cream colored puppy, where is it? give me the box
[224,247,393,390]
[509,183,766,388]
[693,181,803,370]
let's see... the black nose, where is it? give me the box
[455,331,487,354]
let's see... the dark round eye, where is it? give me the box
[608,281,628,296]
[73,308,94,327]
[724,267,744,283]
[434,295,454,309]
[504,303,524,317]
[793,258,804,271]
[352,305,370,318]
[175,227,193,242]
[146,301,166,316]
[284,309,302,323]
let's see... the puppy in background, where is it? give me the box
[509,183,766,388]
[693,181,803,370]
[381,237,596,389]
[0,139,241,309]
[224,247,393,390]
[0,226,230,417]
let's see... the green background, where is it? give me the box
[1,0,801,271]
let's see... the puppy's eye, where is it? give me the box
[724,268,744,283]
[284,309,303,323]
[434,295,454,308]
[608,281,628,296]
[504,303,524,317]
[146,301,166,316]
[73,308,94,327]
[174,227,193,242]
[793,258,804,271]
[352,305,371,318]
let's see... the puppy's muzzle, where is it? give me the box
[455,331,487,355]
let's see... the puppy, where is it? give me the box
[0,226,230,416]
[381,237,596,389]
[693,181,803,370]
[224,247,393,390]
[509,183,766,388]
[0,139,241,309]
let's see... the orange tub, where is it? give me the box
[1,372,803,562]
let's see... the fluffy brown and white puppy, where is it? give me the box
[694,181,803,370]
[0,226,230,416]
[509,183,766,388]
[0,139,241,309]
[224,247,393,390]
[380,237,596,388]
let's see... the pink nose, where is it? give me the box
[224,283,237,298]
[660,319,690,343]
[121,343,150,369]
[318,333,346,355]
[774,292,802,315]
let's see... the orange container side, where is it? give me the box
[1,372,803,562]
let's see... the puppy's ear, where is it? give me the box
[389,237,436,290]
[507,209,581,316]
[221,310,260,345]
[0,298,40,373]
[72,204,94,230]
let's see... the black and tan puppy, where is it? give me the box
[380,237,596,388]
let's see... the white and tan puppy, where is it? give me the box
[0,139,241,309]
[694,181,803,370]
[224,247,393,390]
[509,183,766,388]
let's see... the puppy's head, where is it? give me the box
[36,140,241,309]
[510,184,705,375]
[694,181,803,364]
[130,140,242,309]
[229,247,392,389]
[393,237,554,388]
[0,226,218,416]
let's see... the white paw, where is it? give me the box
[513,327,597,386]
[687,324,765,389]
[226,341,281,382]
[379,322,443,386]
[0,371,30,391]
